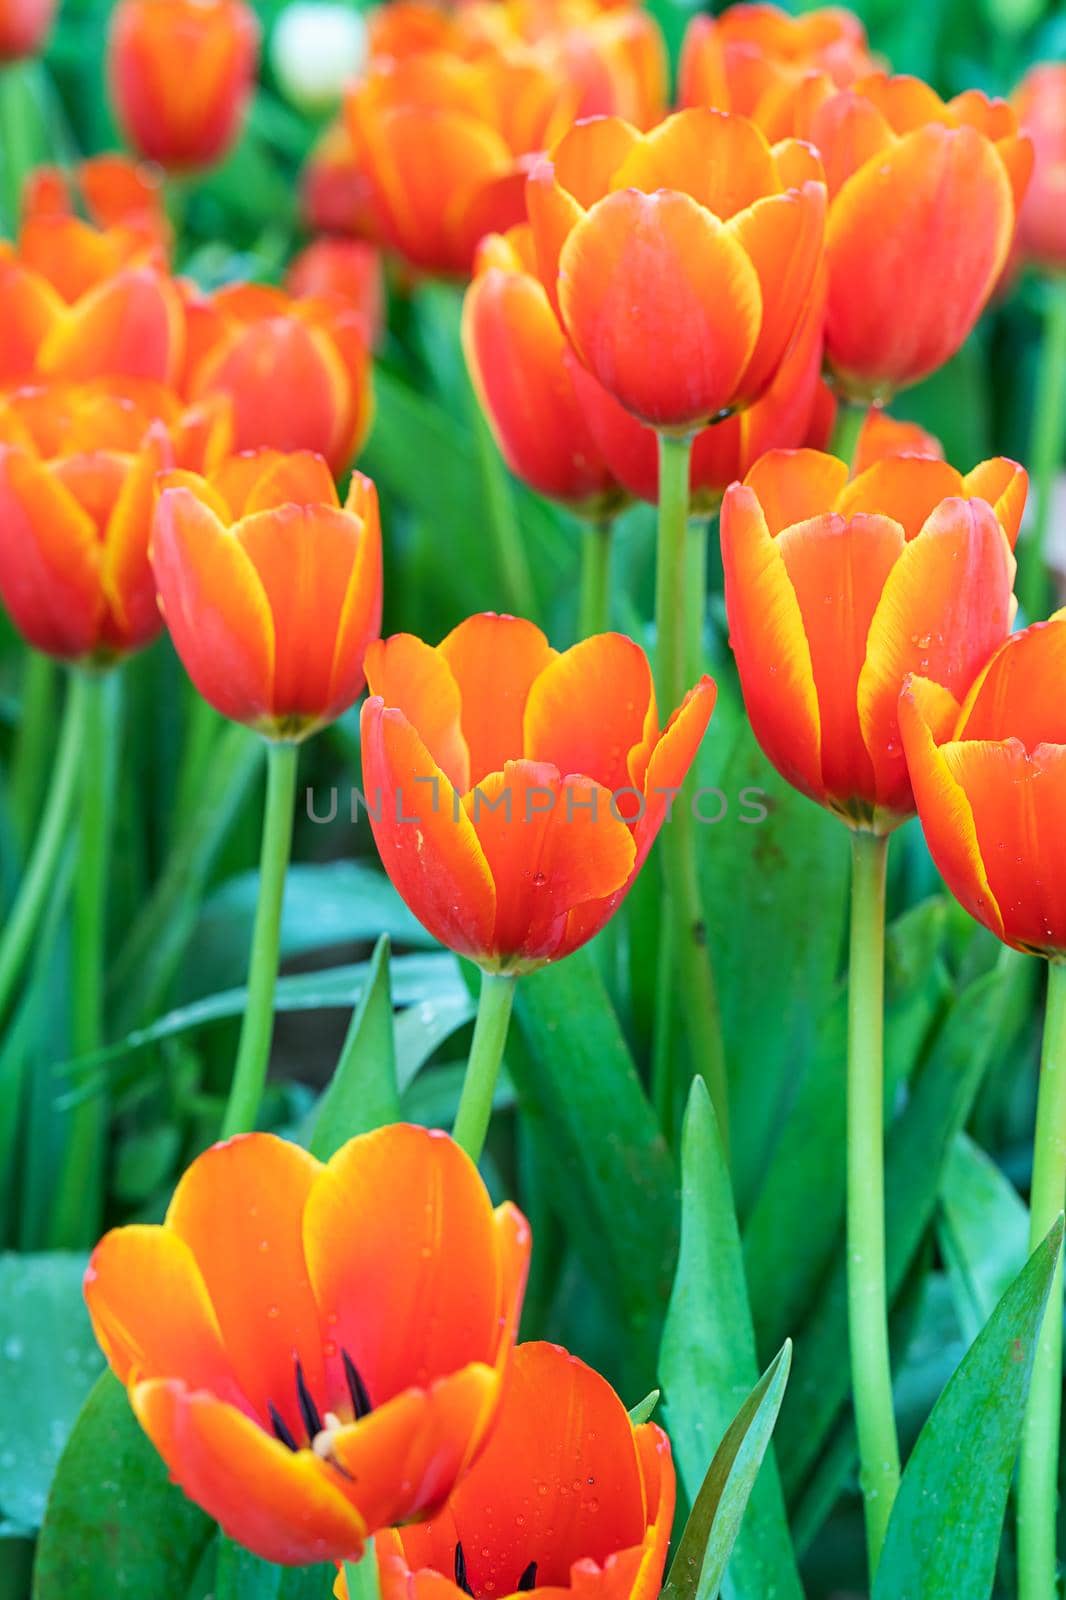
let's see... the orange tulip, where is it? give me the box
[287,239,385,350]
[1013,63,1066,273]
[0,382,176,661]
[360,614,715,970]
[85,1124,531,1566]
[900,615,1066,955]
[462,227,622,510]
[108,0,260,171]
[0,0,55,59]
[22,154,169,248]
[721,448,1026,831]
[151,449,382,738]
[302,122,383,240]
[182,284,372,474]
[347,53,576,275]
[564,270,826,511]
[678,4,873,134]
[526,108,826,430]
[787,73,1032,401]
[335,1340,675,1600]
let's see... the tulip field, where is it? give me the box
[2,0,1066,1595]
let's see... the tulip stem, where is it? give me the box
[1018,959,1066,1600]
[0,669,89,1029]
[685,515,710,681]
[846,828,900,1578]
[654,431,728,1151]
[453,971,516,1162]
[220,741,299,1139]
[1021,274,1066,622]
[48,670,120,1249]
[470,397,536,619]
[577,517,612,638]
[830,399,867,470]
[10,651,57,856]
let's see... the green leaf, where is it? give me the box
[872,1217,1064,1600]
[0,1253,104,1534]
[779,963,1019,1498]
[510,949,678,1393]
[663,1342,793,1600]
[659,1079,803,1600]
[312,935,400,1157]
[628,1389,660,1425]
[938,1132,1030,1345]
[34,1373,213,1599]
[214,1537,335,1600]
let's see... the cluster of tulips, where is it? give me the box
[1,0,1066,1596]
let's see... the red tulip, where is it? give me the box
[1013,63,1066,273]
[286,239,384,350]
[0,0,55,60]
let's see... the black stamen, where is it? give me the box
[517,1563,537,1592]
[454,1542,475,1598]
[295,1358,323,1442]
[343,1349,374,1419]
[269,1402,299,1452]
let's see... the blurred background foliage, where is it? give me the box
[0,0,1065,1597]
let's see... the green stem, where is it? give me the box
[174,691,222,840]
[654,431,728,1150]
[685,515,710,682]
[48,672,120,1248]
[846,828,900,1578]
[577,517,612,638]
[452,971,516,1161]
[1020,275,1066,623]
[1018,959,1066,1600]
[470,398,536,619]
[829,399,867,471]
[219,741,299,1139]
[0,63,34,231]
[0,671,88,1027]
[10,653,57,856]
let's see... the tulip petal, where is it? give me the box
[0,257,62,385]
[166,1133,328,1443]
[303,1125,510,1405]
[836,455,964,540]
[742,447,849,535]
[777,510,904,809]
[0,446,103,657]
[84,1226,242,1403]
[957,617,1066,747]
[558,189,762,428]
[962,457,1028,550]
[825,124,1014,396]
[100,423,170,651]
[39,267,183,386]
[329,472,383,711]
[721,482,822,802]
[132,1380,367,1566]
[242,449,341,514]
[523,633,657,794]
[466,760,635,962]
[633,675,717,868]
[858,496,1015,810]
[329,1364,502,1530]
[363,634,469,792]
[899,677,1003,940]
[439,614,556,787]
[724,181,826,402]
[152,486,276,725]
[611,108,779,220]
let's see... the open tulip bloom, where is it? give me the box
[361,613,715,1157]
[85,1124,530,1565]
[337,1340,675,1600]
[901,616,1066,1600]
[722,443,1026,1575]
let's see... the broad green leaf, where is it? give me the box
[400,1062,514,1130]
[663,1342,792,1600]
[660,1079,802,1600]
[778,964,1018,1498]
[311,935,400,1157]
[745,898,949,1354]
[938,1131,1029,1345]
[344,1542,381,1600]
[872,1217,1064,1600]
[0,1254,103,1534]
[214,1537,335,1600]
[629,1389,660,1425]
[183,862,434,998]
[34,1373,213,1599]
[510,949,678,1393]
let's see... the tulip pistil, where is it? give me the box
[454,1543,539,1595]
